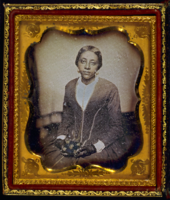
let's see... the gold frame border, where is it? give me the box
[161,4,167,192]
[2,3,166,197]
[14,14,156,187]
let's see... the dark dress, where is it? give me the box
[41,78,135,170]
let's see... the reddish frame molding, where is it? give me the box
[8,9,162,192]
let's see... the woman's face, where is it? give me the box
[77,51,99,80]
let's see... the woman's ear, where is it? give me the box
[95,70,99,76]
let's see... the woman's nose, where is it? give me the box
[84,62,90,69]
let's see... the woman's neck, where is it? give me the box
[81,76,95,85]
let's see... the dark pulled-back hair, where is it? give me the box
[75,45,102,70]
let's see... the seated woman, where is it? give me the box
[41,45,137,170]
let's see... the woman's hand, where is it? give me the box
[74,144,96,158]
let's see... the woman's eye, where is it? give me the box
[81,60,86,64]
[90,62,96,66]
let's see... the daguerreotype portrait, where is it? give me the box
[2,3,166,197]
[26,30,142,171]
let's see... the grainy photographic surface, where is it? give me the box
[26,29,142,170]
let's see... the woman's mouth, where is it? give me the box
[83,71,90,75]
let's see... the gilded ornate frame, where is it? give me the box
[2,3,166,197]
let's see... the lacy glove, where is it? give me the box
[61,140,81,157]
[61,146,75,157]
[55,139,66,150]
[74,144,96,158]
